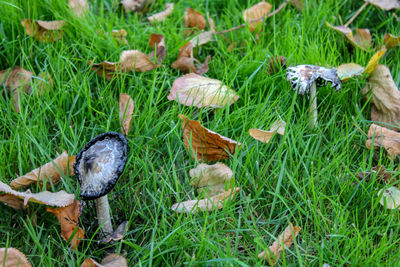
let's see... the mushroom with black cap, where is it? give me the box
[74,132,128,235]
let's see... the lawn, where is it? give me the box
[1,0,400,266]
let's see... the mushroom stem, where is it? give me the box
[309,81,318,129]
[95,195,113,235]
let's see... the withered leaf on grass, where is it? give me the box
[119,94,134,135]
[0,194,24,210]
[356,165,395,185]
[243,1,272,33]
[0,248,31,267]
[249,120,286,143]
[21,19,65,42]
[326,22,372,51]
[190,162,233,196]
[383,33,400,50]
[172,43,211,75]
[101,221,128,243]
[184,8,206,35]
[363,48,387,75]
[171,187,241,213]
[362,65,400,128]
[267,56,287,75]
[379,187,400,209]
[148,3,174,23]
[10,151,75,190]
[366,0,400,11]
[178,114,241,162]
[112,29,128,44]
[168,74,239,108]
[148,33,166,64]
[47,200,84,250]
[81,254,128,267]
[68,0,88,17]
[337,63,365,81]
[258,223,301,266]
[120,0,153,13]
[366,124,400,158]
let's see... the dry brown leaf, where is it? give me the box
[249,120,286,143]
[119,94,134,135]
[148,33,166,64]
[147,3,174,23]
[172,42,211,75]
[258,223,301,265]
[68,0,88,17]
[178,114,240,162]
[362,65,400,128]
[383,33,400,50]
[363,48,387,75]
[21,19,65,42]
[366,0,400,10]
[10,151,75,190]
[366,124,400,158]
[81,254,128,267]
[184,8,206,35]
[0,248,31,267]
[101,221,128,243]
[120,0,153,13]
[289,0,304,11]
[190,162,233,196]
[243,1,272,33]
[0,181,75,208]
[337,63,365,81]
[326,22,372,51]
[171,187,240,213]
[112,29,128,44]
[267,56,287,75]
[119,50,159,72]
[0,194,25,210]
[47,200,84,250]
[189,31,214,47]
[356,165,396,185]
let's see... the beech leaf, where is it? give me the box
[363,48,387,75]
[21,19,65,42]
[101,221,128,243]
[68,0,88,17]
[81,254,128,267]
[366,124,400,158]
[383,33,400,50]
[184,8,206,35]
[172,43,211,75]
[112,29,128,44]
[337,63,365,81]
[147,3,174,23]
[379,187,400,209]
[326,22,372,51]
[120,0,152,13]
[119,93,134,135]
[0,248,31,267]
[366,0,400,10]
[249,120,286,143]
[243,1,272,32]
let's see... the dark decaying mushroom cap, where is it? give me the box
[74,132,128,200]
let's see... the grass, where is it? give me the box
[1,0,400,265]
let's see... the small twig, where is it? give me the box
[344,1,369,27]
[218,0,289,35]
[352,119,368,137]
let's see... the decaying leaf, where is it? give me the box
[383,33,400,50]
[249,120,286,143]
[363,48,387,75]
[190,162,233,196]
[168,74,239,108]
[68,0,88,17]
[0,181,75,208]
[101,221,128,243]
[289,0,304,11]
[267,56,287,75]
[362,65,400,128]
[148,3,174,23]
[112,29,128,44]
[47,200,84,250]
[366,0,400,11]
[356,165,395,185]
[21,19,65,42]
[0,248,31,267]
[258,223,301,265]
[178,114,240,162]
[243,1,272,32]
[120,0,153,13]
[379,187,400,209]
[171,187,241,213]
[326,22,372,51]
[0,194,25,210]
[172,43,211,75]
[337,63,365,81]
[119,94,134,135]
[148,33,166,64]
[10,151,75,190]
[184,8,206,35]
[81,254,128,267]
[189,31,214,47]
[366,124,400,158]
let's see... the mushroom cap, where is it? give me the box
[74,132,128,200]
[286,65,341,94]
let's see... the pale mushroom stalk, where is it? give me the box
[96,195,113,234]
[309,81,317,129]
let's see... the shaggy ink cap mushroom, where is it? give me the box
[74,132,128,200]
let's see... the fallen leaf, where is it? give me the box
[178,114,240,162]
[120,0,153,13]
[337,63,365,81]
[10,151,75,190]
[326,22,372,51]
[101,221,128,243]
[47,200,84,249]
[119,50,159,72]
[0,181,75,208]
[189,31,214,47]
[184,8,206,35]
[243,1,272,33]
[0,248,31,267]
[168,74,239,108]
[362,65,400,128]
[0,194,25,210]
[190,162,233,196]
[171,187,240,213]
[207,13,216,33]
[81,254,128,267]
[172,43,211,75]
[68,0,88,17]
[112,29,128,44]
[258,223,301,265]
[21,19,65,42]
[366,0,400,10]
[148,33,166,64]
[363,48,387,75]
[119,94,134,135]
[289,0,304,11]
[267,56,287,75]
[383,33,400,50]
[366,124,400,158]
[147,3,174,23]
[249,120,286,143]
[379,186,400,209]
[356,165,395,185]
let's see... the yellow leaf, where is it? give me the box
[337,63,365,81]
[364,48,387,75]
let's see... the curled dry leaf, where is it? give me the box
[0,181,75,208]
[184,8,206,35]
[120,0,152,13]
[178,114,240,162]
[21,19,65,42]
[171,187,241,213]
[101,221,128,243]
[168,73,239,108]
[0,194,25,210]
[267,56,287,75]
[148,33,166,64]
[47,200,84,250]
[112,29,128,44]
[172,43,211,75]
[119,94,134,135]
[363,48,387,75]
[362,65,400,128]
[326,22,372,51]
[337,63,365,81]
[258,223,301,265]
[379,187,400,209]
[190,162,233,196]
[0,248,31,267]
[68,0,88,17]
[366,0,400,10]
[148,3,174,23]
[366,124,400,158]
[383,33,400,50]
[243,1,272,33]
[356,165,395,185]
[10,151,75,190]
[81,254,128,267]
[249,120,286,143]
